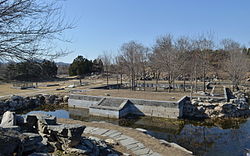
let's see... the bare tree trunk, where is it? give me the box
[168,75,171,93]
[117,74,119,89]
[190,72,194,99]
[106,70,109,87]
[203,67,206,92]
[195,65,198,92]
[79,76,82,85]
[120,73,123,85]
[155,72,159,92]
[183,74,186,92]
[190,85,193,100]
[131,72,135,91]
[173,79,175,91]
[143,71,146,91]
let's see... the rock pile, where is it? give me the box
[0,111,121,156]
[183,91,250,119]
[0,94,69,115]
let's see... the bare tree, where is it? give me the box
[120,41,147,91]
[221,39,249,91]
[100,52,112,87]
[175,36,192,92]
[0,0,73,61]
[192,34,214,92]
[148,51,162,92]
[140,48,149,91]
[115,55,126,87]
[153,34,183,92]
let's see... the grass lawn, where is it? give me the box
[80,89,192,101]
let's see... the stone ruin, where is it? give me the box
[0,111,121,156]
[183,91,250,119]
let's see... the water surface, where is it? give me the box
[28,108,250,156]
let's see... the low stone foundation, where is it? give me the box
[69,94,190,119]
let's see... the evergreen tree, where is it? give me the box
[69,56,93,76]
[92,59,104,73]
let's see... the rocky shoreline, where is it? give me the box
[0,90,249,155]
[183,91,250,119]
[0,111,130,156]
[0,94,69,115]
[0,111,193,156]
[0,94,193,156]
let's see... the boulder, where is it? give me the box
[197,106,205,113]
[26,114,57,134]
[214,106,222,112]
[222,104,236,113]
[0,111,16,127]
[47,124,85,149]
[11,95,23,101]
[205,109,215,116]
[0,127,25,156]
[66,145,90,155]
[45,95,57,104]
[23,133,43,152]
[82,138,94,149]
[63,96,69,103]
[16,115,25,126]
[237,103,249,110]
[27,114,57,126]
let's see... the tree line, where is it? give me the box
[5,60,58,81]
[99,34,250,92]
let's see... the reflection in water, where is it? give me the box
[28,108,250,156]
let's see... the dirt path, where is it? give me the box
[58,118,193,156]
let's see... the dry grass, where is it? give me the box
[0,78,196,101]
[81,89,191,101]
[0,83,32,96]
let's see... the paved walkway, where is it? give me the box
[84,126,161,156]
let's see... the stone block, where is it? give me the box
[0,111,16,127]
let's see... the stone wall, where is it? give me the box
[89,108,120,118]
[68,94,189,119]
[68,94,102,109]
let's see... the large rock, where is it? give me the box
[63,96,69,103]
[66,145,90,155]
[23,133,43,152]
[46,124,85,150]
[0,111,16,127]
[11,95,23,102]
[237,102,249,110]
[0,127,25,156]
[222,104,236,113]
[26,113,57,134]
[44,95,57,104]
[27,114,57,126]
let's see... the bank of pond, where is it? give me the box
[27,107,250,156]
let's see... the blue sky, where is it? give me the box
[55,0,250,63]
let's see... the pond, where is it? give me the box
[28,108,250,156]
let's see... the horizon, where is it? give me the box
[54,0,250,63]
